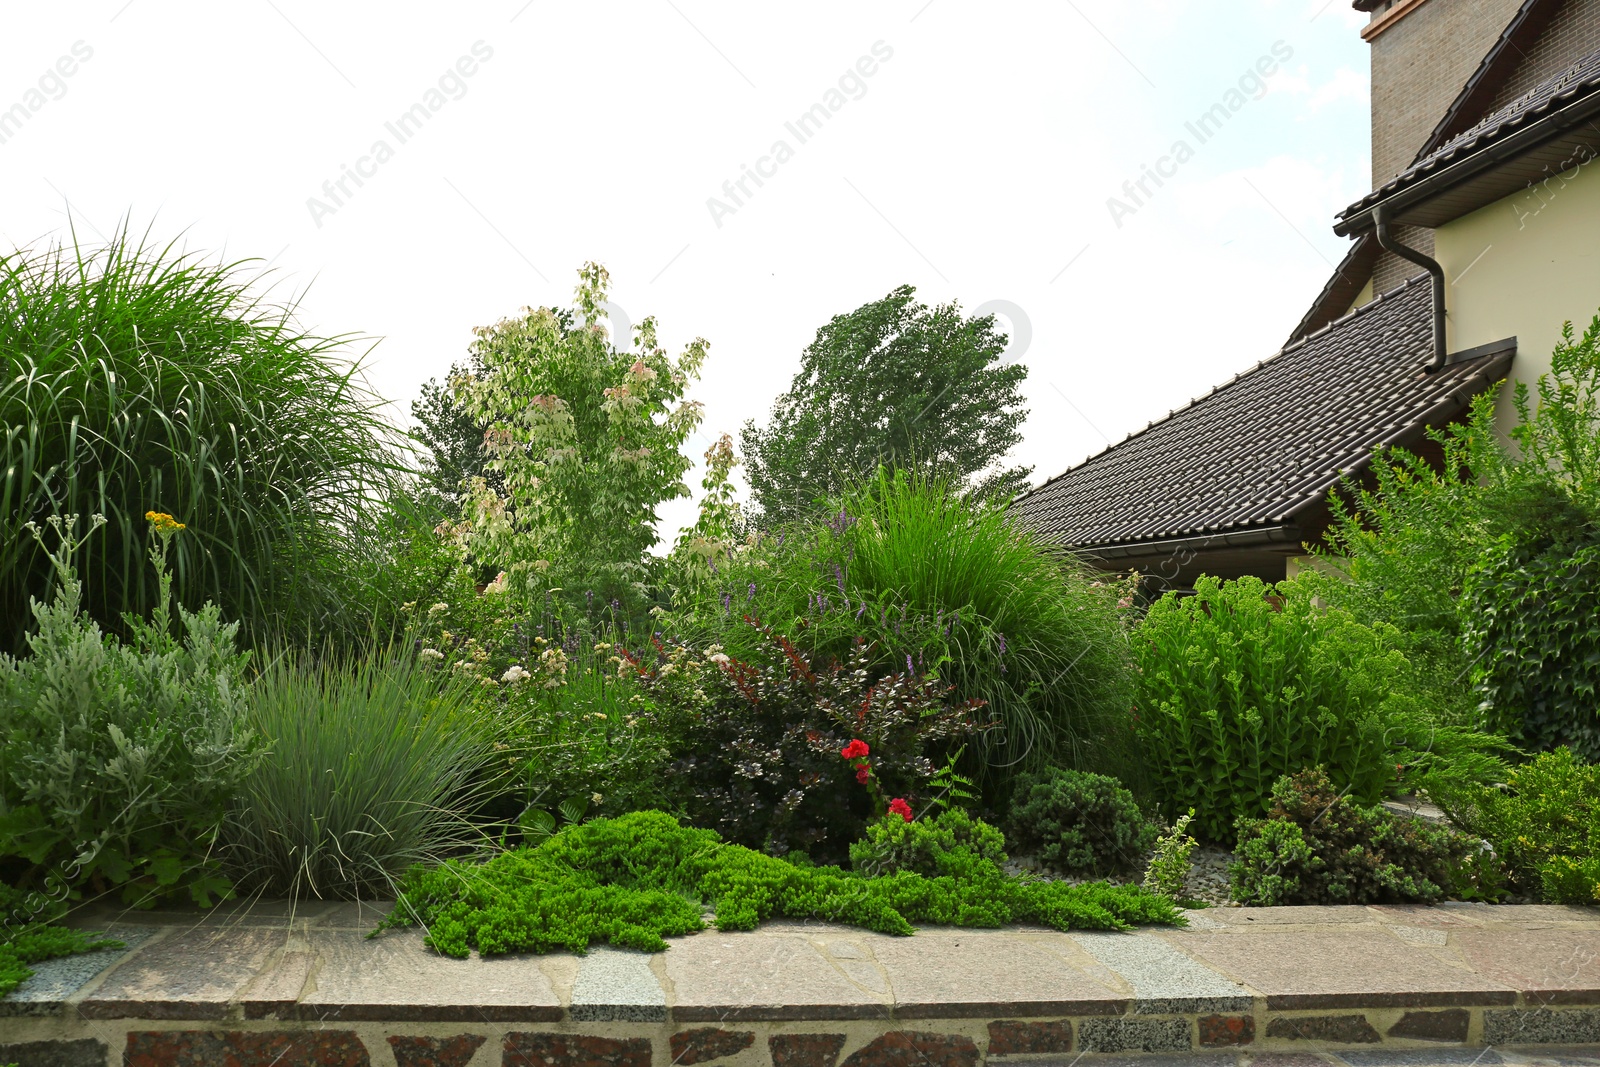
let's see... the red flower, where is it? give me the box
[888,797,913,822]
[855,765,872,784]
[840,739,870,760]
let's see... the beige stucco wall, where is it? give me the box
[1285,554,1340,580]
[1346,278,1375,318]
[1434,154,1600,437]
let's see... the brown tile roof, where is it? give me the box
[1285,233,1380,345]
[1013,275,1514,554]
[1338,44,1600,225]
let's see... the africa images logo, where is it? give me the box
[306,41,494,228]
[706,41,895,229]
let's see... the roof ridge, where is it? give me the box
[1436,43,1600,154]
[1415,0,1560,163]
[1012,281,1511,554]
[1342,43,1600,220]
[1023,275,1432,496]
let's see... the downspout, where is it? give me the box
[1372,202,1447,369]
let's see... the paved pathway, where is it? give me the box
[2,902,1597,1066]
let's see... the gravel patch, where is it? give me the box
[1002,844,1239,908]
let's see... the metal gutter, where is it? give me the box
[1073,524,1305,563]
[1335,87,1600,236]
[1372,204,1447,370]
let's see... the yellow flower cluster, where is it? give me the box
[145,511,186,534]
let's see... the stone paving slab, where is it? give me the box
[1157,926,1521,1010]
[663,927,892,1021]
[1449,929,1600,1006]
[868,929,1129,1018]
[1073,931,1253,1014]
[76,924,289,1020]
[0,928,156,1018]
[1204,908,1379,926]
[570,947,668,1022]
[294,927,563,1022]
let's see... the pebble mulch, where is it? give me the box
[1001,844,1239,908]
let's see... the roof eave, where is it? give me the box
[1043,339,1517,561]
[1070,523,1307,563]
[1334,91,1600,237]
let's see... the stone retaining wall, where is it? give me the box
[7,1000,1600,1065]
[3,902,1598,1066]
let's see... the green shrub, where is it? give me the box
[0,515,256,909]
[1131,574,1414,841]
[672,469,1136,794]
[1449,748,1600,903]
[224,644,493,900]
[1309,403,1501,727]
[378,810,1183,956]
[849,808,1007,878]
[1230,768,1482,906]
[0,227,401,653]
[1463,533,1600,760]
[1004,767,1155,876]
[507,644,679,823]
[1142,809,1198,899]
[1314,312,1600,732]
[637,620,984,860]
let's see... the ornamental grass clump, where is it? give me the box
[379,809,1183,957]
[225,644,494,900]
[0,225,401,653]
[674,469,1135,797]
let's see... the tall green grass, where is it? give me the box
[677,470,1137,794]
[226,645,494,900]
[0,224,402,652]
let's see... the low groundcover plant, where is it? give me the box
[378,810,1183,957]
[0,885,122,998]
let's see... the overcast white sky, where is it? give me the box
[2,0,1372,539]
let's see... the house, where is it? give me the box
[1014,0,1600,590]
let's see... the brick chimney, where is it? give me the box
[1358,0,1528,186]
[1356,0,1526,293]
